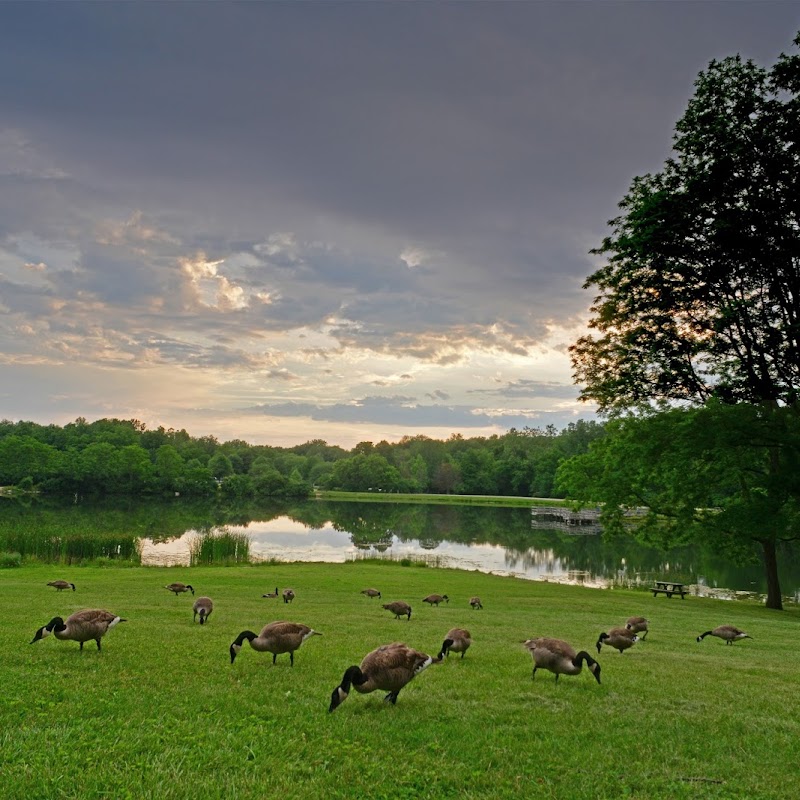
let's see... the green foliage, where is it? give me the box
[0,550,21,567]
[328,453,404,492]
[0,416,603,503]
[572,36,800,410]
[208,452,234,480]
[220,473,255,498]
[568,34,800,610]
[0,436,59,484]
[558,402,800,606]
[189,530,251,565]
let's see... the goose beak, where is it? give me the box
[30,626,48,644]
[328,686,348,713]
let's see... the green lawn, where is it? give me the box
[317,490,566,507]
[2,562,798,799]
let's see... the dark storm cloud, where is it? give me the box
[2,3,795,332]
[0,3,796,441]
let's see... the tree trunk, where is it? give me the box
[760,538,783,611]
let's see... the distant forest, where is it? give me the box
[0,417,605,499]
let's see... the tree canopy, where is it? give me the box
[571,35,800,411]
[566,34,800,609]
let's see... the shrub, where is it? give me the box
[0,551,22,568]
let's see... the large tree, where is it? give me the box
[569,35,800,609]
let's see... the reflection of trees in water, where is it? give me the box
[418,539,441,551]
[352,532,394,551]
[2,497,798,593]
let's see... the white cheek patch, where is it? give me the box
[108,617,122,629]
[41,628,51,639]
[232,644,242,654]
[301,630,317,642]
[415,656,433,675]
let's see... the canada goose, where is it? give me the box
[192,596,213,625]
[696,625,752,645]
[47,580,76,592]
[597,627,639,654]
[422,594,449,607]
[438,628,472,659]
[625,616,649,639]
[361,588,382,599]
[523,637,601,684]
[382,601,412,620]
[329,642,440,712]
[282,589,295,604]
[262,587,279,598]
[30,609,126,651]
[230,621,321,666]
[165,582,194,596]
[469,596,483,610]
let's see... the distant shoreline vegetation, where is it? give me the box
[0,416,603,501]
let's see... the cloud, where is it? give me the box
[470,379,579,400]
[0,4,792,444]
[245,394,586,430]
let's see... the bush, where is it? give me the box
[0,551,22,568]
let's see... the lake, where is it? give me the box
[2,496,798,603]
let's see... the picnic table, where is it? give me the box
[651,580,687,599]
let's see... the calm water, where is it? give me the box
[2,497,798,602]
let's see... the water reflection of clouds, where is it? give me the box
[139,520,618,586]
[134,518,740,594]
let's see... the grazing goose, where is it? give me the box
[469,596,483,610]
[30,609,126,651]
[438,628,472,659]
[597,627,639,654]
[230,621,321,666]
[192,596,214,625]
[696,625,752,645]
[165,582,194,596]
[261,587,279,598]
[282,589,295,604]
[47,580,76,592]
[523,637,601,684]
[422,594,449,607]
[625,616,649,639]
[329,642,440,712]
[361,588,382,599]
[382,601,412,620]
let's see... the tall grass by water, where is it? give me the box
[3,561,799,799]
[189,529,251,566]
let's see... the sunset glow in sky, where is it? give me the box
[1,3,797,447]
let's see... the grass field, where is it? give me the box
[2,561,798,799]
[317,490,565,507]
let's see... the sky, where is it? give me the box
[0,2,798,448]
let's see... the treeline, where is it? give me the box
[0,417,605,499]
